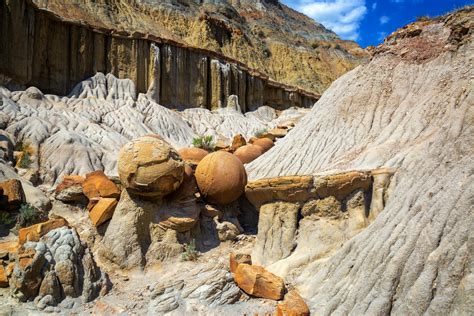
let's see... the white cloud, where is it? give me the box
[372,2,377,10]
[379,15,390,24]
[296,0,367,41]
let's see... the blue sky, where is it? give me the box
[281,0,473,47]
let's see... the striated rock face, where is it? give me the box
[0,0,366,99]
[0,0,325,110]
[246,8,474,314]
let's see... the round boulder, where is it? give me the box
[252,137,274,153]
[178,147,209,166]
[234,145,264,164]
[118,136,184,197]
[195,151,247,205]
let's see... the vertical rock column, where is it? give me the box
[147,44,161,103]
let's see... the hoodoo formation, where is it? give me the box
[0,0,472,314]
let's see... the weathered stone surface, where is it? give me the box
[301,196,342,218]
[18,218,68,245]
[251,137,274,153]
[252,202,299,266]
[10,227,109,307]
[229,253,252,274]
[276,290,310,316]
[234,145,263,164]
[245,176,315,208]
[0,179,25,211]
[82,171,120,200]
[195,151,247,205]
[55,175,86,202]
[99,189,156,269]
[118,136,184,197]
[245,9,474,314]
[157,200,200,233]
[89,198,118,227]
[233,264,285,300]
[148,262,241,314]
[313,171,372,201]
[0,131,14,162]
[178,148,209,166]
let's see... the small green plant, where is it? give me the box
[181,239,199,262]
[254,129,268,137]
[17,203,37,227]
[0,212,14,226]
[192,135,214,151]
[16,142,33,168]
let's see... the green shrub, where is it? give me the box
[192,135,214,151]
[17,203,37,227]
[16,142,33,168]
[181,239,199,262]
[0,212,14,226]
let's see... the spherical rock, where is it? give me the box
[195,151,247,205]
[178,148,209,166]
[234,145,264,164]
[118,136,184,197]
[252,137,274,153]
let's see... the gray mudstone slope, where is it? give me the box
[247,10,474,315]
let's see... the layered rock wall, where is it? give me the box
[0,0,318,111]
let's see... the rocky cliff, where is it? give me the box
[0,0,367,109]
[0,0,323,110]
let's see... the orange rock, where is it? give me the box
[233,264,285,300]
[234,144,263,164]
[0,179,25,211]
[229,253,252,273]
[55,175,86,202]
[18,218,68,245]
[5,262,14,277]
[55,175,85,193]
[82,171,120,200]
[0,265,8,287]
[178,148,209,166]
[195,151,247,205]
[252,137,274,153]
[231,134,247,151]
[0,239,19,258]
[89,198,118,227]
[276,290,310,316]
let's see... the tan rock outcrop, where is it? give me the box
[118,136,184,197]
[82,171,120,200]
[245,176,315,208]
[233,264,285,300]
[234,145,264,164]
[276,290,310,316]
[195,151,247,205]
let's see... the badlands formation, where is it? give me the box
[0,2,473,316]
